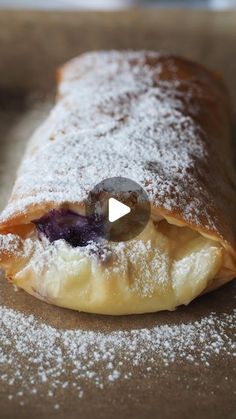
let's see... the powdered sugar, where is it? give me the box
[0,51,233,243]
[0,234,22,255]
[0,299,235,407]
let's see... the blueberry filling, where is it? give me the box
[33,210,105,247]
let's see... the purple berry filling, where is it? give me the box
[33,210,105,247]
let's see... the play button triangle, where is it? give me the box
[108,198,131,223]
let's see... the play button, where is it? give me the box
[86,177,150,242]
[108,198,131,222]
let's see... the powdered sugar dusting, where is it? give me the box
[0,51,233,243]
[0,234,22,255]
[0,301,235,407]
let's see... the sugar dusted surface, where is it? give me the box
[0,234,22,256]
[0,288,235,408]
[0,51,235,409]
[0,51,233,243]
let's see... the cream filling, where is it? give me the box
[13,218,226,315]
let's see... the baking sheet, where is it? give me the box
[0,9,235,419]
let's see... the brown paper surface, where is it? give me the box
[0,9,235,419]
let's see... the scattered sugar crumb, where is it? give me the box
[0,303,235,409]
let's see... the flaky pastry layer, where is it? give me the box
[0,51,236,314]
[0,212,235,314]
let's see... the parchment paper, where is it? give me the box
[0,9,235,419]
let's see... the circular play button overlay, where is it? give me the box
[86,177,150,242]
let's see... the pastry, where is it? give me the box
[0,51,235,315]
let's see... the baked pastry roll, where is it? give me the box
[0,51,235,315]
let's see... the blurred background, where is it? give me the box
[0,0,236,10]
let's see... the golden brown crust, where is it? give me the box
[0,51,236,263]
